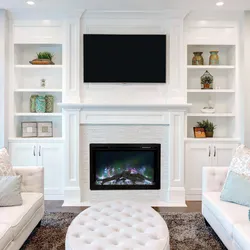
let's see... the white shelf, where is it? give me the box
[14,113,62,117]
[187,65,235,69]
[185,137,241,142]
[8,137,64,142]
[15,65,62,69]
[187,89,235,93]
[187,113,235,117]
[15,89,63,93]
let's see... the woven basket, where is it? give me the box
[29,59,55,65]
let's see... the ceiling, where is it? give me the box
[1,0,250,12]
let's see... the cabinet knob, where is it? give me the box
[33,145,36,156]
[209,146,211,157]
[214,146,216,157]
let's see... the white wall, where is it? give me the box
[0,10,8,148]
[79,11,186,105]
[244,11,250,147]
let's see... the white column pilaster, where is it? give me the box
[63,108,81,204]
[168,111,186,206]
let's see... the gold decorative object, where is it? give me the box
[192,52,204,65]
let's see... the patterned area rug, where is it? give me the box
[21,212,226,250]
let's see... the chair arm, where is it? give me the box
[202,166,228,193]
[13,166,44,193]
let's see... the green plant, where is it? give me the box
[36,52,54,61]
[196,119,216,132]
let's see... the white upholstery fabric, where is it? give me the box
[203,192,249,237]
[0,167,44,250]
[233,223,250,250]
[0,224,12,250]
[66,200,169,250]
[202,166,228,193]
[13,167,44,193]
[0,193,43,238]
[202,167,250,250]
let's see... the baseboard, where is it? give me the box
[44,195,64,200]
[186,194,202,201]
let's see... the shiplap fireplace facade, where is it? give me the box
[61,104,189,206]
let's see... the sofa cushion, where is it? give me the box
[0,175,23,207]
[0,192,43,238]
[0,224,13,250]
[233,223,250,250]
[0,148,15,176]
[220,171,250,207]
[203,192,249,237]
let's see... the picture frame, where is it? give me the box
[21,122,37,138]
[37,122,53,137]
[193,127,206,138]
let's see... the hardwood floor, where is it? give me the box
[45,200,201,213]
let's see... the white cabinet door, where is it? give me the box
[185,142,212,200]
[37,143,63,197]
[212,143,238,166]
[9,143,37,166]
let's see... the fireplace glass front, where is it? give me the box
[90,144,160,190]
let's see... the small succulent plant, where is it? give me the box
[36,52,54,61]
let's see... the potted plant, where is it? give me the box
[196,119,216,138]
[29,52,55,65]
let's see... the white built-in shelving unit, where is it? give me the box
[10,43,63,139]
[186,44,239,140]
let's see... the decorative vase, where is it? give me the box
[36,96,46,113]
[205,131,214,138]
[45,95,54,113]
[209,51,219,65]
[192,52,204,65]
[30,95,38,113]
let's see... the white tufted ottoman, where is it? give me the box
[66,200,169,250]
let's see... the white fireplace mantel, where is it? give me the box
[61,102,190,207]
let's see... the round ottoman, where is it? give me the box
[66,200,169,250]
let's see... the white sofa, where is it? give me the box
[0,166,44,250]
[202,167,250,250]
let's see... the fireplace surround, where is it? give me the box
[90,143,161,190]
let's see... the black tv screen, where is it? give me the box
[84,34,166,83]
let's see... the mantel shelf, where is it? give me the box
[58,103,192,111]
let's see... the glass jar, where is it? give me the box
[36,96,46,113]
[45,95,54,113]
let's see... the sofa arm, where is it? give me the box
[202,167,228,193]
[13,166,44,193]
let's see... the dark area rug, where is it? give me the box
[21,212,226,250]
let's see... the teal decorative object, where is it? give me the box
[36,96,46,113]
[45,95,54,113]
[220,171,250,207]
[209,51,219,65]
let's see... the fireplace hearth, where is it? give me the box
[90,144,161,190]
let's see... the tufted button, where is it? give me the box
[111,240,118,245]
[84,239,92,244]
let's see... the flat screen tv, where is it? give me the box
[84,34,166,83]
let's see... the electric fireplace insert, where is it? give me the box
[90,144,161,190]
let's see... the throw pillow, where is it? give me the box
[220,171,250,207]
[228,144,250,177]
[0,175,23,206]
[0,148,15,176]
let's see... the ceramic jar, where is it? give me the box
[192,52,204,65]
[45,95,54,113]
[209,51,219,65]
[36,96,46,113]
[30,95,38,113]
